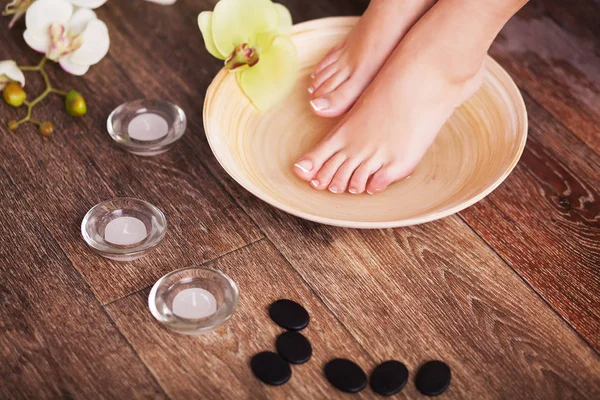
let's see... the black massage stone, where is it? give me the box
[250,351,292,386]
[276,331,312,364]
[370,360,409,396]
[268,299,309,331]
[324,358,367,393]
[415,360,451,396]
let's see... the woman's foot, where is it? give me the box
[308,0,437,118]
[294,0,518,194]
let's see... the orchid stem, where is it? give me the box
[18,56,47,72]
[10,57,68,131]
[51,88,67,96]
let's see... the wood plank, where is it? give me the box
[0,167,166,399]
[541,0,600,43]
[0,3,263,304]
[460,93,600,350]
[200,159,600,398]
[492,0,600,153]
[106,240,377,399]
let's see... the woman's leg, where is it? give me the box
[308,0,438,118]
[295,0,529,195]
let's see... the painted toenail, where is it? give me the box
[348,188,357,194]
[294,160,313,173]
[310,98,330,111]
[310,180,320,188]
[308,86,314,94]
[329,186,339,193]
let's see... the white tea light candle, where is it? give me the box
[104,216,147,245]
[172,288,218,319]
[128,113,169,141]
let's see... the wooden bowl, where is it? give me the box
[203,17,527,228]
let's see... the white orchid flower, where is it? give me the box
[0,60,26,89]
[5,0,176,29]
[68,0,108,7]
[23,0,110,76]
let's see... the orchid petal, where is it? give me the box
[68,19,109,66]
[237,35,297,110]
[59,57,89,76]
[23,29,50,53]
[212,0,279,56]
[274,3,292,35]
[198,12,225,59]
[69,0,108,8]
[0,60,25,87]
[67,8,97,35]
[25,0,72,31]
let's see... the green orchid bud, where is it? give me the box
[39,121,53,137]
[2,82,26,107]
[7,119,18,131]
[65,90,87,117]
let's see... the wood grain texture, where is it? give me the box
[200,179,600,398]
[492,0,600,153]
[0,164,165,398]
[106,240,377,399]
[460,93,600,350]
[0,0,598,397]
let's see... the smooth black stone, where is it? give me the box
[324,358,367,393]
[268,299,309,331]
[415,360,451,396]
[275,331,312,364]
[250,352,292,386]
[370,360,409,396]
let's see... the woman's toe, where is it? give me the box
[312,68,351,99]
[314,44,343,75]
[328,158,361,194]
[310,62,339,94]
[310,78,364,118]
[349,159,382,194]
[311,152,347,190]
[366,163,412,194]
[293,137,342,181]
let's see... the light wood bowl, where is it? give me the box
[203,17,528,228]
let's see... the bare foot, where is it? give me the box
[294,0,511,194]
[308,0,437,118]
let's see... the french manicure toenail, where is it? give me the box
[329,186,339,193]
[348,188,357,194]
[294,160,313,173]
[310,98,330,111]
[311,180,320,187]
[367,189,374,195]
[308,86,314,94]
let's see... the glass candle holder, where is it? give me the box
[148,266,239,335]
[107,99,187,156]
[81,198,167,261]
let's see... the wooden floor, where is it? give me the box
[1,0,598,398]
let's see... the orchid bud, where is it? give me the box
[39,121,53,136]
[65,90,87,117]
[2,82,26,107]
